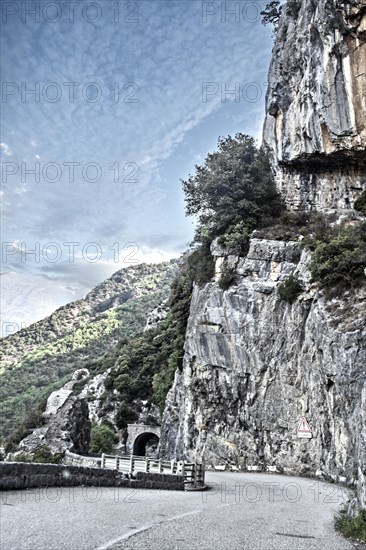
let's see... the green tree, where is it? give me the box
[260,1,282,29]
[182,134,283,246]
[90,424,118,454]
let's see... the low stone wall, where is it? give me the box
[64,450,101,468]
[0,462,185,491]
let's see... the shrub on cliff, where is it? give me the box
[354,190,366,215]
[4,400,47,453]
[105,252,200,413]
[261,1,300,33]
[278,275,303,304]
[309,223,366,293]
[219,263,236,291]
[182,134,283,247]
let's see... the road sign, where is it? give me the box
[297,416,312,439]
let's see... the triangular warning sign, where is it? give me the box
[297,417,312,438]
[297,417,312,432]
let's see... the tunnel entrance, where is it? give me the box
[133,432,159,457]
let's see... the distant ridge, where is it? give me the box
[0,260,178,441]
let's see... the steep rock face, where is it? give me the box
[263,0,366,211]
[160,238,366,506]
[17,370,91,456]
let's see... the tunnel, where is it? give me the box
[133,432,159,457]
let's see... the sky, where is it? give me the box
[0,0,274,335]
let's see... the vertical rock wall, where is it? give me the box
[160,240,366,506]
[263,0,366,211]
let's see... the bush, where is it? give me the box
[219,263,236,291]
[354,190,366,215]
[336,508,366,544]
[278,275,303,304]
[115,403,139,429]
[187,242,215,286]
[90,424,118,454]
[309,224,366,293]
[13,445,63,464]
[218,222,250,255]
[5,401,47,453]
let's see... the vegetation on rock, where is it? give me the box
[354,190,366,215]
[336,508,366,544]
[12,445,63,464]
[90,423,118,454]
[261,1,300,32]
[260,1,282,30]
[104,251,200,416]
[309,223,366,294]
[278,275,303,304]
[218,263,236,291]
[182,134,283,249]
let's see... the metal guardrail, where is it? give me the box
[101,454,205,488]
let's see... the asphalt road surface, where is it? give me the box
[0,472,356,550]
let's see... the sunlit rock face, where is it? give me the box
[263,0,366,211]
[160,239,366,507]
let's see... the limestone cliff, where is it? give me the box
[160,0,366,509]
[160,238,366,506]
[16,369,91,456]
[263,0,366,211]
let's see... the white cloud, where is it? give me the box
[0,142,12,156]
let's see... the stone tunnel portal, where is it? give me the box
[127,423,161,456]
[133,432,160,457]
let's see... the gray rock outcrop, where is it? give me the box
[16,369,91,456]
[263,0,366,211]
[160,238,366,507]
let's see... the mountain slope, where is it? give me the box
[0,261,178,442]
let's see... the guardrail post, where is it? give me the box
[171,460,175,475]
[194,463,197,487]
[101,453,105,468]
[145,457,149,473]
[129,455,134,474]
[158,459,162,473]
[115,456,119,470]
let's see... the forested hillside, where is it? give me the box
[0,261,178,442]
